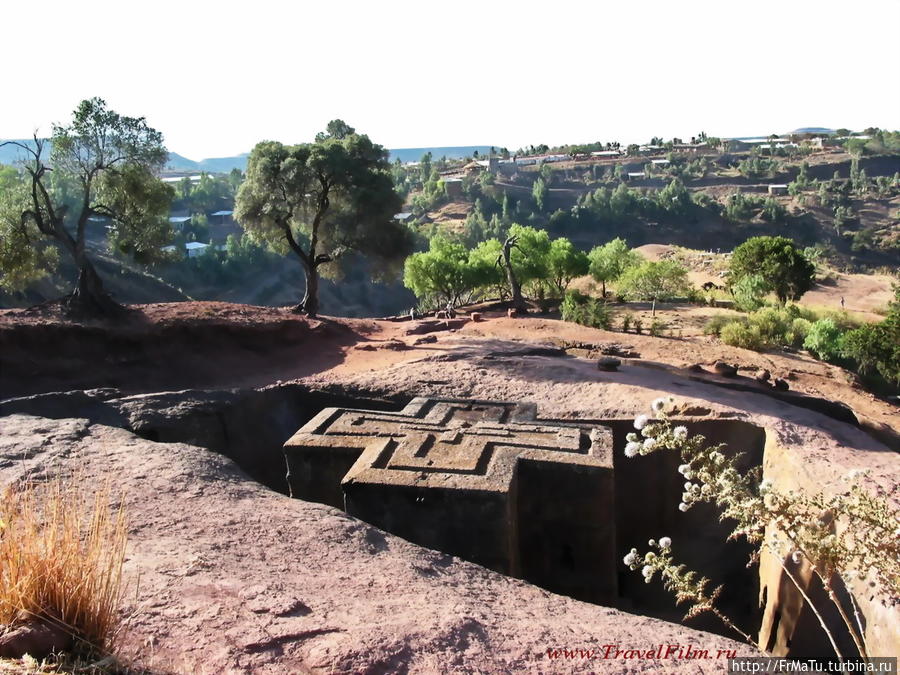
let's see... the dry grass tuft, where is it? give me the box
[0,479,127,660]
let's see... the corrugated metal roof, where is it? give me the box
[169,216,192,223]
[210,210,233,216]
[185,242,209,250]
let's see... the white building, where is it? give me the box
[185,242,210,258]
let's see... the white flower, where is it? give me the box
[634,414,649,430]
[648,539,656,547]
[791,551,802,564]
[641,565,653,582]
[623,549,638,566]
[626,432,640,443]
[684,481,694,491]
[759,479,773,495]
[659,537,672,549]
[643,438,657,452]
[624,442,641,458]
[677,463,690,476]
[651,396,674,414]
[678,502,690,512]
[673,426,688,441]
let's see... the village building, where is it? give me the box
[443,178,463,198]
[185,241,209,258]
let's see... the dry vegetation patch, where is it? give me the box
[0,480,127,664]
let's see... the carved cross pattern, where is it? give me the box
[285,398,611,496]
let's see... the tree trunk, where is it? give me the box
[295,262,320,318]
[65,257,123,317]
[501,239,527,313]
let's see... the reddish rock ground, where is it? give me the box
[1,302,897,672]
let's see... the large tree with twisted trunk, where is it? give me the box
[234,122,412,317]
[0,98,172,315]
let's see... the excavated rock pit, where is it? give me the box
[2,385,774,649]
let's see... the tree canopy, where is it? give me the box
[403,236,481,309]
[617,259,692,315]
[730,236,815,304]
[587,238,643,297]
[0,97,172,312]
[234,123,413,316]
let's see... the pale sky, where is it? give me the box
[4,0,899,160]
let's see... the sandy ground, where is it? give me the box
[635,243,896,322]
[2,302,896,439]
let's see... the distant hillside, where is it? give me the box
[166,152,250,173]
[387,146,496,163]
[0,138,42,165]
[4,139,496,174]
[164,146,497,173]
[791,127,836,135]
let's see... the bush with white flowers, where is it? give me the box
[621,396,900,660]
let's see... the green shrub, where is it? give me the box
[752,307,793,346]
[561,290,612,330]
[804,319,844,362]
[704,314,738,337]
[787,318,813,347]
[621,312,633,332]
[561,290,588,324]
[732,274,768,312]
[720,321,765,350]
[649,319,668,337]
[685,287,705,304]
[842,319,900,387]
[634,318,644,334]
[714,306,812,351]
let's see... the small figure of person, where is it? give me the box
[840,296,845,310]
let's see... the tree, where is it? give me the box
[730,236,815,304]
[587,237,642,298]
[0,170,58,292]
[403,236,477,309]
[315,119,355,141]
[532,176,548,212]
[656,178,692,216]
[0,98,172,314]
[546,237,589,296]
[234,123,412,317]
[469,224,550,311]
[731,273,768,312]
[419,152,433,184]
[803,319,844,362]
[617,260,691,315]
[841,286,900,387]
